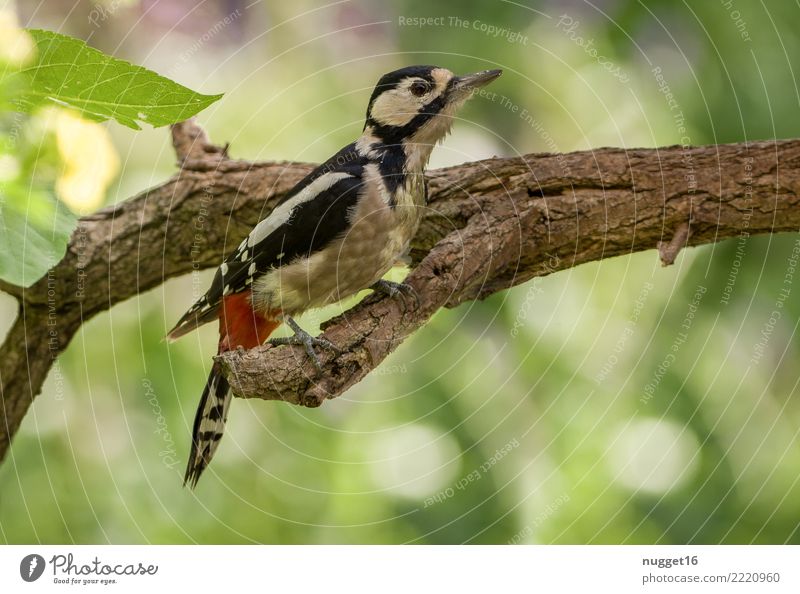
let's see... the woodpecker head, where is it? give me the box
[363,65,502,166]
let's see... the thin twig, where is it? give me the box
[658,221,692,266]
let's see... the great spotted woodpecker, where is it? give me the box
[168,65,502,487]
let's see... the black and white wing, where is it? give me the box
[167,143,367,340]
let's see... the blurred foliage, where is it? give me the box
[0,9,75,287]
[0,14,221,286]
[1,0,799,544]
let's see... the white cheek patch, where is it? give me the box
[370,90,420,127]
[370,70,454,130]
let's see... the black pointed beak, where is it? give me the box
[450,69,503,96]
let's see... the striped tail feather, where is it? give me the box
[184,361,231,488]
[181,291,280,488]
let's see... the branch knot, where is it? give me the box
[171,118,229,170]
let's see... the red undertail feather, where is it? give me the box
[218,292,280,351]
[184,290,280,488]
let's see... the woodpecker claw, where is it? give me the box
[268,316,340,373]
[371,279,419,309]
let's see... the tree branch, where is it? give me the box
[1,126,798,462]
[220,140,800,403]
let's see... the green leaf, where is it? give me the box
[0,189,76,287]
[14,29,223,129]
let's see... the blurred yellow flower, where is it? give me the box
[0,154,20,181]
[0,7,35,66]
[52,109,120,212]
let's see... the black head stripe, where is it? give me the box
[366,90,448,145]
[374,144,407,198]
[365,65,438,123]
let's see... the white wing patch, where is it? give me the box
[246,171,353,249]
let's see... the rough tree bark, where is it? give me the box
[0,119,797,462]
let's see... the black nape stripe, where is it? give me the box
[366,92,447,145]
[375,144,407,197]
[365,65,438,119]
[364,65,452,145]
[366,74,455,146]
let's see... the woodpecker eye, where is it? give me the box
[410,80,430,97]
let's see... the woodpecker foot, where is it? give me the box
[268,316,340,373]
[371,279,419,309]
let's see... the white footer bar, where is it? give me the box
[1,545,797,592]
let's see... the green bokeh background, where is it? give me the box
[2,0,799,544]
